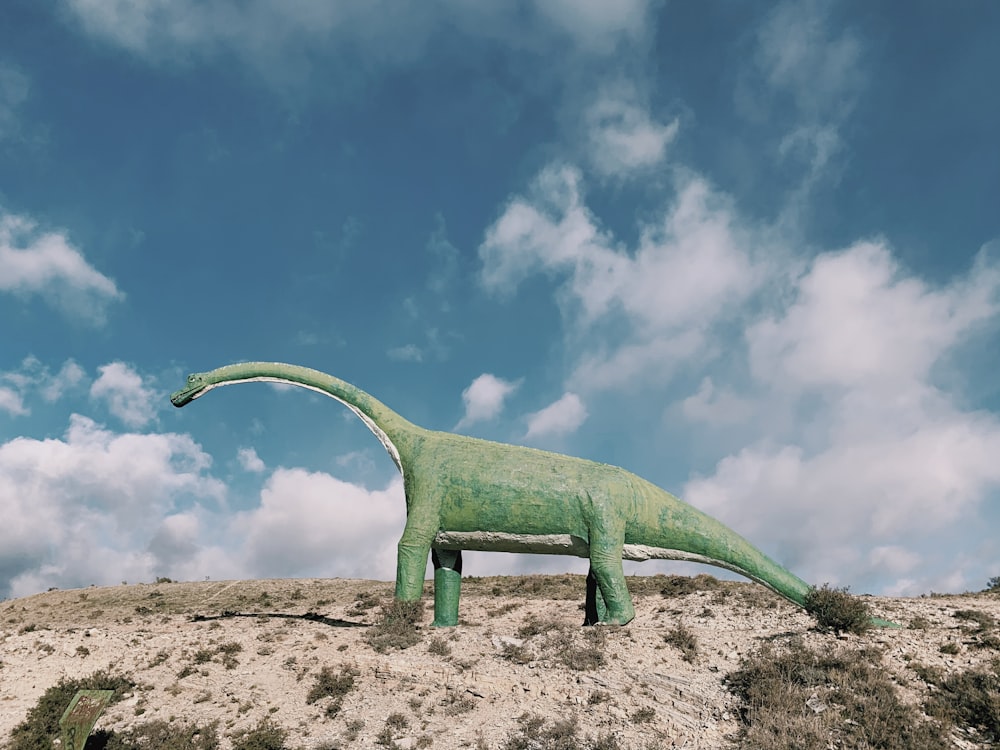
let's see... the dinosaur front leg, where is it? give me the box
[589,543,635,625]
[431,548,462,627]
[395,535,431,602]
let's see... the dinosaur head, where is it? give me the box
[170,372,212,407]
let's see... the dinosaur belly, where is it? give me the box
[433,531,590,557]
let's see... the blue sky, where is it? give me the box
[1,1,998,601]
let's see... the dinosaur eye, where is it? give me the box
[188,374,198,383]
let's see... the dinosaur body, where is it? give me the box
[171,362,816,627]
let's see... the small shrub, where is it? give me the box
[385,712,408,730]
[499,641,532,664]
[986,576,1000,592]
[427,637,452,657]
[954,609,996,633]
[442,692,476,715]
[658,575,701,598]
[193,648,215,664]
[939,642,961,655]
[631,706,655,723]
[558,628,605,671]
[516,614,559,639]
[362,599,423,653]
[908,616,931,630]
[804,584,871,635]
[306,664,359,717]
[343,719,364,742]
[663,623,698,663]
[502,713,579,750]
[230,719,288,750]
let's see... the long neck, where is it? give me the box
[203,362,420,475]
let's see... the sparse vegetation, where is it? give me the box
[230,718,288,750]
[630,706,655,723]
[954,609,997,633]
[726,639,946,749]
[916,662,1000,743]
[362,599,423,653]
[663,622,698,662]
[427,636,452,657]
[306,664,359,717]
[6,670,136,750]
[100,720,220,750]
[804,583,872,635]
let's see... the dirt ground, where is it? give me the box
[1,575,998,749]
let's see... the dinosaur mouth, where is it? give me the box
[170,384,207,407]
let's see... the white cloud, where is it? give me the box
[480,164,771,390]
[748,242,1000,393]
[585,86,678,178]
[524,392,587,439]
[0,63,29,141]
[237,447,265,473]
[681,245,1000,593]
[387,344,424,362]
[0,415,224,597]
[0,211,123,325]
[534,0,654,53]
[753,0,863,122]
[233,469,405,580]
[455,373,520,429]
[60,0,656,75]
[0,357,88,415]
[680,377,755,425]
[89,361,159,428]
[0,387,26,416]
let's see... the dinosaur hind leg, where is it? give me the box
[583,568,609,626]
[589,542,635,625]
[431,548,462,628]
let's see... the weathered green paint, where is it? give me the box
[170,362,878,628]
[60,689,113,750]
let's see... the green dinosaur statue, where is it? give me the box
[170,362,892,628]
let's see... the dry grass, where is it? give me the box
[726,638,947,749]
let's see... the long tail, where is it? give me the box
[634,480,899,627]
[170,361,421,475]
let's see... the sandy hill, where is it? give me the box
[1,575,998,749]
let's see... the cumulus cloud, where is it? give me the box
[747,242,1000,393]
[585,86,678,178]
[480,164,770,390]
[524,392,588,439]
[233,469,405,580]
[89,362,159,428]
[0,357,88,416]
[682,245,1000,593]
[237,447,266,473]
[455,373,520,429]
[0,415,224,597]
[0,387,26,416]
[0,211,123,325]
[681,377,756,425]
